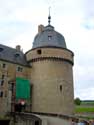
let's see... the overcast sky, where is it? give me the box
[0,0,94,100]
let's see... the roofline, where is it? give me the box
[0,44,20,51]
[0,58,30,67]
[25,46,74,56]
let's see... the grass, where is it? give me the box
[75,101,94,120]
[75,106,94,113]
[75,100,94,113]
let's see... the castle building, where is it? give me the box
[0,16,74,117]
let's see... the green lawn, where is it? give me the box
[75,101,94,119]
[75,106,94,113]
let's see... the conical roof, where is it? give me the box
[32,24,67,49]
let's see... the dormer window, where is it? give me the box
[48,35,52,40]
[0,48,3,52]
[15,53,20,58]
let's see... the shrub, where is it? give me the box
[74,98,81,105]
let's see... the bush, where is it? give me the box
[74,98,81,105]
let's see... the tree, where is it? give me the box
[74,98,81,105]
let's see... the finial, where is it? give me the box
[48,7,51,25]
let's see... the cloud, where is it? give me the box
[6,30,34,52]
[81,0,94,29]
[84,0,94,16]
[75,86,94,100]
[82,19,94,30]
[0,21,32,43]
[74,60,94,100]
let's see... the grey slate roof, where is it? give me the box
[32,25,67,49]
[0,44,29,66]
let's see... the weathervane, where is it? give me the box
[48,7,51,25]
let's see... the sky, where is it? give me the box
[0,0,94,100]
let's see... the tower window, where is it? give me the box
[48,35,52,40]
[60,85,62,92]
[37,49,41,54]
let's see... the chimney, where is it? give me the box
[16,45,21,51]
[38,25,44,33]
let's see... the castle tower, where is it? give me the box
[26,20,74,115]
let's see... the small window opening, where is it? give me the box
[17,66,23,72]
[2,63,6,68]
[37,49,41,54]
[0,91,3,97]
[48,35,52,40]
[2,74,5,79]
[60,85,62,92]
[1,80,4,86]
[35,120,39,125]
[9,83,14,91]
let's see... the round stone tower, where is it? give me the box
[26,22,74,115]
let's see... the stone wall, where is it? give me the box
[0,60,31,116]
[26,47,74,64]
[9,112,73,125]
[31,60,74,115]
[26,47,74,115]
